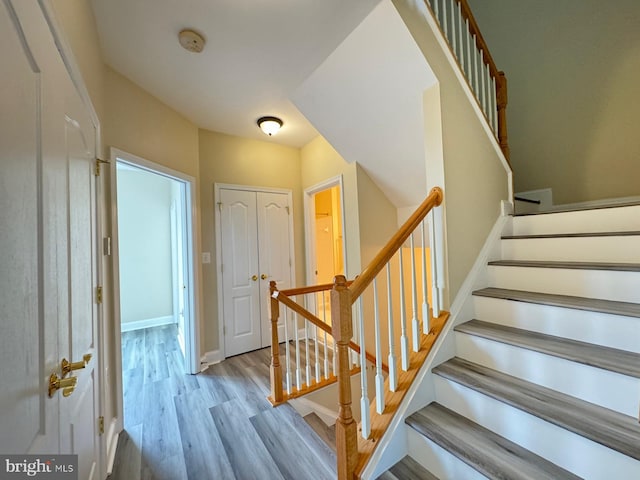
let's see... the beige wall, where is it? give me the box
[198,129,305,352]
[103,67,200,178]
[394,0,509,301]
[356,164,398,268]
[301,136,362,278]
[469,0,640,204]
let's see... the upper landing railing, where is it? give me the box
[426,0,510,162]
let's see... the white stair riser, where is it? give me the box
[501,236,640,263]
[513,206,640,235]
[455,333,639,416]
[473,296,640,354]
[434,377,640,480]
[406,427,488,480]
[487,266,640,304]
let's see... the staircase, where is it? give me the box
[399,203,640,479]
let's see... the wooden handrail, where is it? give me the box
[274,291,388,372]
[350,187,443,301]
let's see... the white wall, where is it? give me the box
[117,167,174,325]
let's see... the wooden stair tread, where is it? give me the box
[303,412,336,452]
[473,287,640,318]
[455,320,640,378]
[502,231,640,239]
[376,455,439,480]
[406,403,581,480]
[488,259,640,272]
[434,357,640,460]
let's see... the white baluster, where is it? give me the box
[398,248,410,371]
[429,212,440,318]
[284,308,292,394]
[480,50,487,116]
[321,291,329,379]
[442,0,449,39]
[312,295,320,383]
[435,205,446,315]
[351,304,359,367]
[294,309,302,390]
[450,0,457,58]
[386,263,398,391]
[373,278,384,414]
[357,296,370,439]
[472,34,479,98]
[421,219,430,334]
[491,75,498,134]
[410,232,420,353]
[434,0,440,24]
[458,2,465,71]
[466,19,472,82]
[305,320,311,386]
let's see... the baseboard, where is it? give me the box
[362,211,510,479]
[105,417,119,476]
[200,349,222,371]
[120,315,175,332]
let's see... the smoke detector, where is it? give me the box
[179,29,205,53]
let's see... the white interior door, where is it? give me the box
[257,192,292,346]
[220,189,261,356]
[0,0,59,456]
[0,1,100,475]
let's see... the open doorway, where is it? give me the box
[110,148,200,433]
[305,176,346,325]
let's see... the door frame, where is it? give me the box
[214,183,296,360]
[110,148,202,427]
[303,175,348,286]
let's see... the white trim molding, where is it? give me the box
[120,315,175,333]
[200,350,223,371]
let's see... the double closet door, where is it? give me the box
[220,188,293,357]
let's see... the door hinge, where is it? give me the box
[98,416,104,435]
[285,206,290,215]
[96,286,103,304]
[94,158,110,177]
[217,201,223,212]
[103,237,112,256]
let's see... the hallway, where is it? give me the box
[109,325,336,479]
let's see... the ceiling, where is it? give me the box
[91,0,381,147]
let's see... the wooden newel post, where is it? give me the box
[269,281,283,404]
[496,71,510,163]
[331,275,358,480]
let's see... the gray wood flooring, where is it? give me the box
[376,456,439,480]
[433,357,640,460]
[455,319,640,378]
[406,403,582,480]
[109,325,336,480]
[473,287,640,318]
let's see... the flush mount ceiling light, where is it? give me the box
[257,116,283,136]
[178,29,206,53]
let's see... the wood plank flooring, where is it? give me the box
[109,325,336,480]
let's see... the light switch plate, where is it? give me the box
[201,252,211,264]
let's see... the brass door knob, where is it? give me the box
[251,275,258,281]
[48,373,78,398]
[261,274,268,280]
